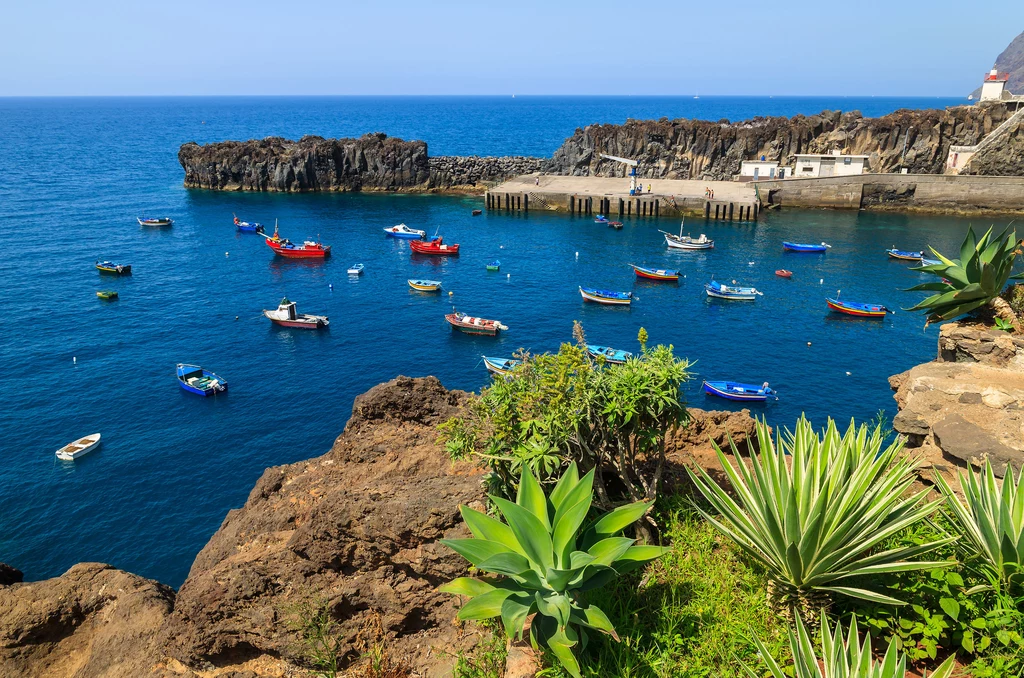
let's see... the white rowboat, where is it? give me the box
[56,433,101,461]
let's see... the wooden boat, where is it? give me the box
[446,312,507,336]
[263,297,329,329]
[410,237,460,255]
[586,345,633,364]
[177,363,227,396]
[580,287,633,305]
[408,279,441,292]
[826,296,891,318]
[663,219,714,250]
[486,260,501,271]
[886,248,924,261]
[703,380,777,402]
[96,261,131,275]
[56,433,101,461]
[138,216,173,227]
[783,241,830,252]
[347,263,365,275]
[472,210,482,216]
[233,215,264,234]
[632,264,679,281]
[384,224,426,239]
[608,221,623,230]
[705,280,761,300]
[775,269,793,278]
[96,290,118,300]
[483,356,521,375]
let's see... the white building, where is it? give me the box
[792,150,869,178]
[980,68,1010,102]
[739,160,784,180]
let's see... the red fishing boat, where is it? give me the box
[265,222,330,259]
[775,269,793,278]
[410,236,460,255]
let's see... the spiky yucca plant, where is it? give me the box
[907,226,1024,330]
[439,463,667,678]
[686,417,952,618]
[742,612,957,678]
[935,459,1024,594]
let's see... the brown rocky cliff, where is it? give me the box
[970,30,1024,98]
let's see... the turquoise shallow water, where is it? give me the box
[1,95,1005,589]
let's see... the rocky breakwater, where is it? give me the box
[890,323,1024,480]
[428,155,542,191]
[544,104,1019,181]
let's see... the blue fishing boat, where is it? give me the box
[920,258,942,267]
[704,279,762,300]
[176,363,227,396]
[703,380,777,402]
[580,287,633,305]
[783,242,831,253]
[886,248,923,261]
[586,345,633,364]
[233,215,264,233]
[482,356,521,375]
[594,214,609,223]
[826,296,891,318]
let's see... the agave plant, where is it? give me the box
[935,459,1024,594]
[742,612,957,678]
[439,463,667,677]
[907,225,1024,330]
[686,417,952,617]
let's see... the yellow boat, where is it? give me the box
[96,290,118,300]
[408,279,441,292]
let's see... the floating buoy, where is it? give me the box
[73,356,76,364]
[819,279,824,285]
[507,273,510,280]
[748,261,755,266]
[575,251,579,259]
[329,283,333,291]
[235,316,239,320]
[846,371,851,375]
[225,252,229,257]
[448,291,454,296]
[807,342,812,346]
[500,245,504,249]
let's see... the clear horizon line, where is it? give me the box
[0,92,970,100]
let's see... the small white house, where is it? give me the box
[793,150,869,178]
[739,160,783,180]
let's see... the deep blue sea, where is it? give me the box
[2,94,1004,589]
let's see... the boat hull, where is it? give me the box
[633,266,679,281]
[704,283,758,300]
[408,280,441,291]
[267,317,329,329]
[703,381,775,402]
[586,345,632,364]
[783,242,829,252]
[176,364,228,396]
[826,299,888,318]
[266,239,330,258]
[446,313,505,336]
[580,288,632,305]
[887,250,923,261]
[97,264,131,275]
[775,270,793,278]
[665,235,714,250]
[56,433,101,461]
[410,241,460,255]
[483,356,520,374]
[138,218,173,227]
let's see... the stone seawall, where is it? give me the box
[428,155,542,190]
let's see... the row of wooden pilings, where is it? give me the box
[484,191,759,221]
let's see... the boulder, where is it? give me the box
[0,564,23,587]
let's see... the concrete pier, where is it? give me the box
[485,175,759,221]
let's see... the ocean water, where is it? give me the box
[0,94,997,589]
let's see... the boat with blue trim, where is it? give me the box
[586,345,633,364]
[486,260,501,271]
[783,241,830,252]
[384,224,426,239]
[886,248,924,261]
[826,295,891,318]
[347,263,365,275]
[138,216,173,227]
[408,279,441,292]
[96,261,131,275]
[234,215,264,234]
[703,380,777,402]
[632,264,679,281]
[704,279,761,300]
[176,363,227,396]
[580,287,633,305]
[483,356,521,375]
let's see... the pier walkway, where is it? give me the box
[485,175,759,221]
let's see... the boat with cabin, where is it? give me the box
[410,236,460,255]
[263,297,329,329]
[176,363,227,396]
[96,261,131,275]
[55,433,101,461]
[663,221,714,250]
[586,345,633,364]
[138,216,173,227]
[483,356,521,375]
[445,312,507,336]
[783,242,830,253]
[234,215,265,234]
[703,380,777,402]
[580,287,633,305]
[408,279,442,292]
[348,263,364,275]
[704,280,761,300]
[826,295,891,319]
[384,224,426,239]
[265,222,330,258]
[886,248,924,261]
[632,264,679,281]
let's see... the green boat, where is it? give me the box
[96,290,118,300]
[486,260,501,271]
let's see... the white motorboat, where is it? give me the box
[662,219,714,250]
[56,433,101,461]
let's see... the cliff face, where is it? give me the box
[544,106,1016,181]
[178,132,431,192]
[971,30,1024,97]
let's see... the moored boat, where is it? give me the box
[580,287,633,305]
[783,241,830,252]
[347,263,365,275]
[586,345,633,364]
[632,264,679,281]
[703,380,777,402]
[486,260,501,271]
[55,433,101,461]
[472,210,482,216]
[594,214,609,223]
[176,363,227,396]
[483,356,521,375]
[663,230,714,250]
[263,297,329,329]
[410,237,460,255]
[608,221,623,230]
[138,216,173,227]
[704,279,761,300]
[96,261,131,275]
[826,295,891,318]
[775,269,793,278]
[234,215,265,233]
[886,248,924,261]
[96,290,118,300]
[384,223,426,239]
[920,258,942,267]
[408,279,442,292]
[265,222,330,258]
[446,312,507,336]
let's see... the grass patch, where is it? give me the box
[451,621,508,678]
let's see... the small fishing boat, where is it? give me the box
[263,297,329,329]
[384,223,426,239]
[96,261,131,275]
[783,242,831,252]
[408,279,442,292]
[445,312,507,336]
[176,363,227,396]
[826,295,891,318]
[775,269,793,278]
[580,287,633,305]
[483,356,521,375]
[410,237,460,255]
[886,248,924,261]
[138,216,173,227]
[96,290,118,300]
[703,380,777,402]
[608,221,623,230]
[55,433,101,461]
[486,260,501,271]
[265,222,330,258]
[233,215,265,234]
[632,264,679,281]
[586,345,633,364]
[920,258,942,267]
[594,214,609,223]
[347,263,364,275]
[704,280,761,300]
[472,209,483,216]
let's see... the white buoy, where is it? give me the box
[235,316,239,320]
[329,283,333,290]
[846,371,851,375]
[507,273,510,280]
[575,251,579,259]
[225,252,229,257]
[807,342,812,347]
[448,291,453,296]
[819,279,824,285]
[73,356,76,364]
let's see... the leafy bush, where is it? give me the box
[439,464,668,678]
[686,417,952,618]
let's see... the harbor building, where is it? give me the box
[739,159,784,180]
[792,151,869,178]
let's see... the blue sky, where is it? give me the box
[2,1,1021,96]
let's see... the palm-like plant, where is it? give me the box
[686,417,953,617]
[907,226,1024,330]
[935,459,1024,594]
[439,463,667,678]
[742,612,957,678]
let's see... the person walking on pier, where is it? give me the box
[647,184,652,193]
